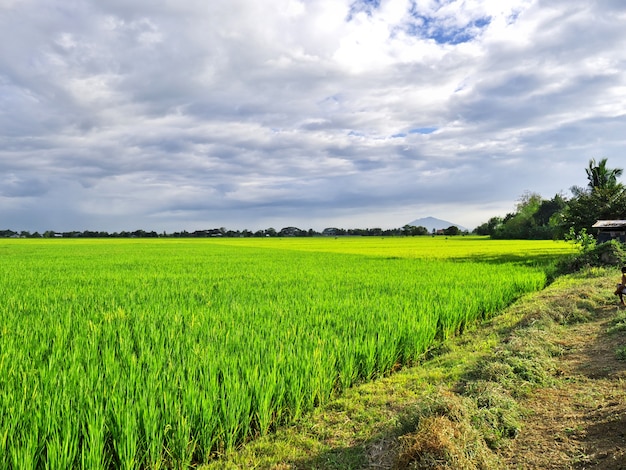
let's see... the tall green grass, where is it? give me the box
[0,238,573,468]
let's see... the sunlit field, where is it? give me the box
[0,237,576,468]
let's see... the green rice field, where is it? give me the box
[0,237,576,468]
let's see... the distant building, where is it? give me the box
[592,220,626,243]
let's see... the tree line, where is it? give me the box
[474,158,626,240]
[0,225,466,239]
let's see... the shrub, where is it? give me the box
[557,239,626,274]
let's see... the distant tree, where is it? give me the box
[563,158,626,236]
[443,226,460,236]
[477,191,567,240]
[322,228,343,236]
[279,227,306,237]
[562,187,626,236]
[474,217,503,236]
[530,193,568,239]
[402,225,428,236]
[492,192,542,239]
[586,158,624,190]
[532,193,566,226]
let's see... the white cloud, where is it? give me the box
[1,0,625,232]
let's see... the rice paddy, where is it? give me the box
[0,237,575,468]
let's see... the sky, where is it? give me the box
[1,0,626,233]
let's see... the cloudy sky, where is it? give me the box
[1,0,625,233]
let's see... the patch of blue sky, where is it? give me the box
[410,127,437,135]
[391,127,437,138]
[347,0,381,20]
[404,12,491,45]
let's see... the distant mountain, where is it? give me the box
[406,216,467,233]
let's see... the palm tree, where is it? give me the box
[585,158,623,190]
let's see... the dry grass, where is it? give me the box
[394,391,501,470]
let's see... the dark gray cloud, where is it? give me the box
[1,0,625,232]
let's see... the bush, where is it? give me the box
[557,239,626,274]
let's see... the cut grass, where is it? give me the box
[201,267,622,469]
[607,310,626,360]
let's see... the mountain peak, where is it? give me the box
[406,216,466,232]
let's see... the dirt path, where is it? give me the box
[499,305,626,469]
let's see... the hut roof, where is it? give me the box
[592,220,626,229]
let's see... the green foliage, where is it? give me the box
[476,158,624,240]
[557,239,626,274]
[565,227,597,253]
[586,157,624,190]
[561,186,626,236]
[443,225,461,236]
[474,216,503,237]
[485,192,566,240]
[561,158,626,236]
[402,224,429,236]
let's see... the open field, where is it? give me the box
[0,237,576,468]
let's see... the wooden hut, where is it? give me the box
[592,220,626,243]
